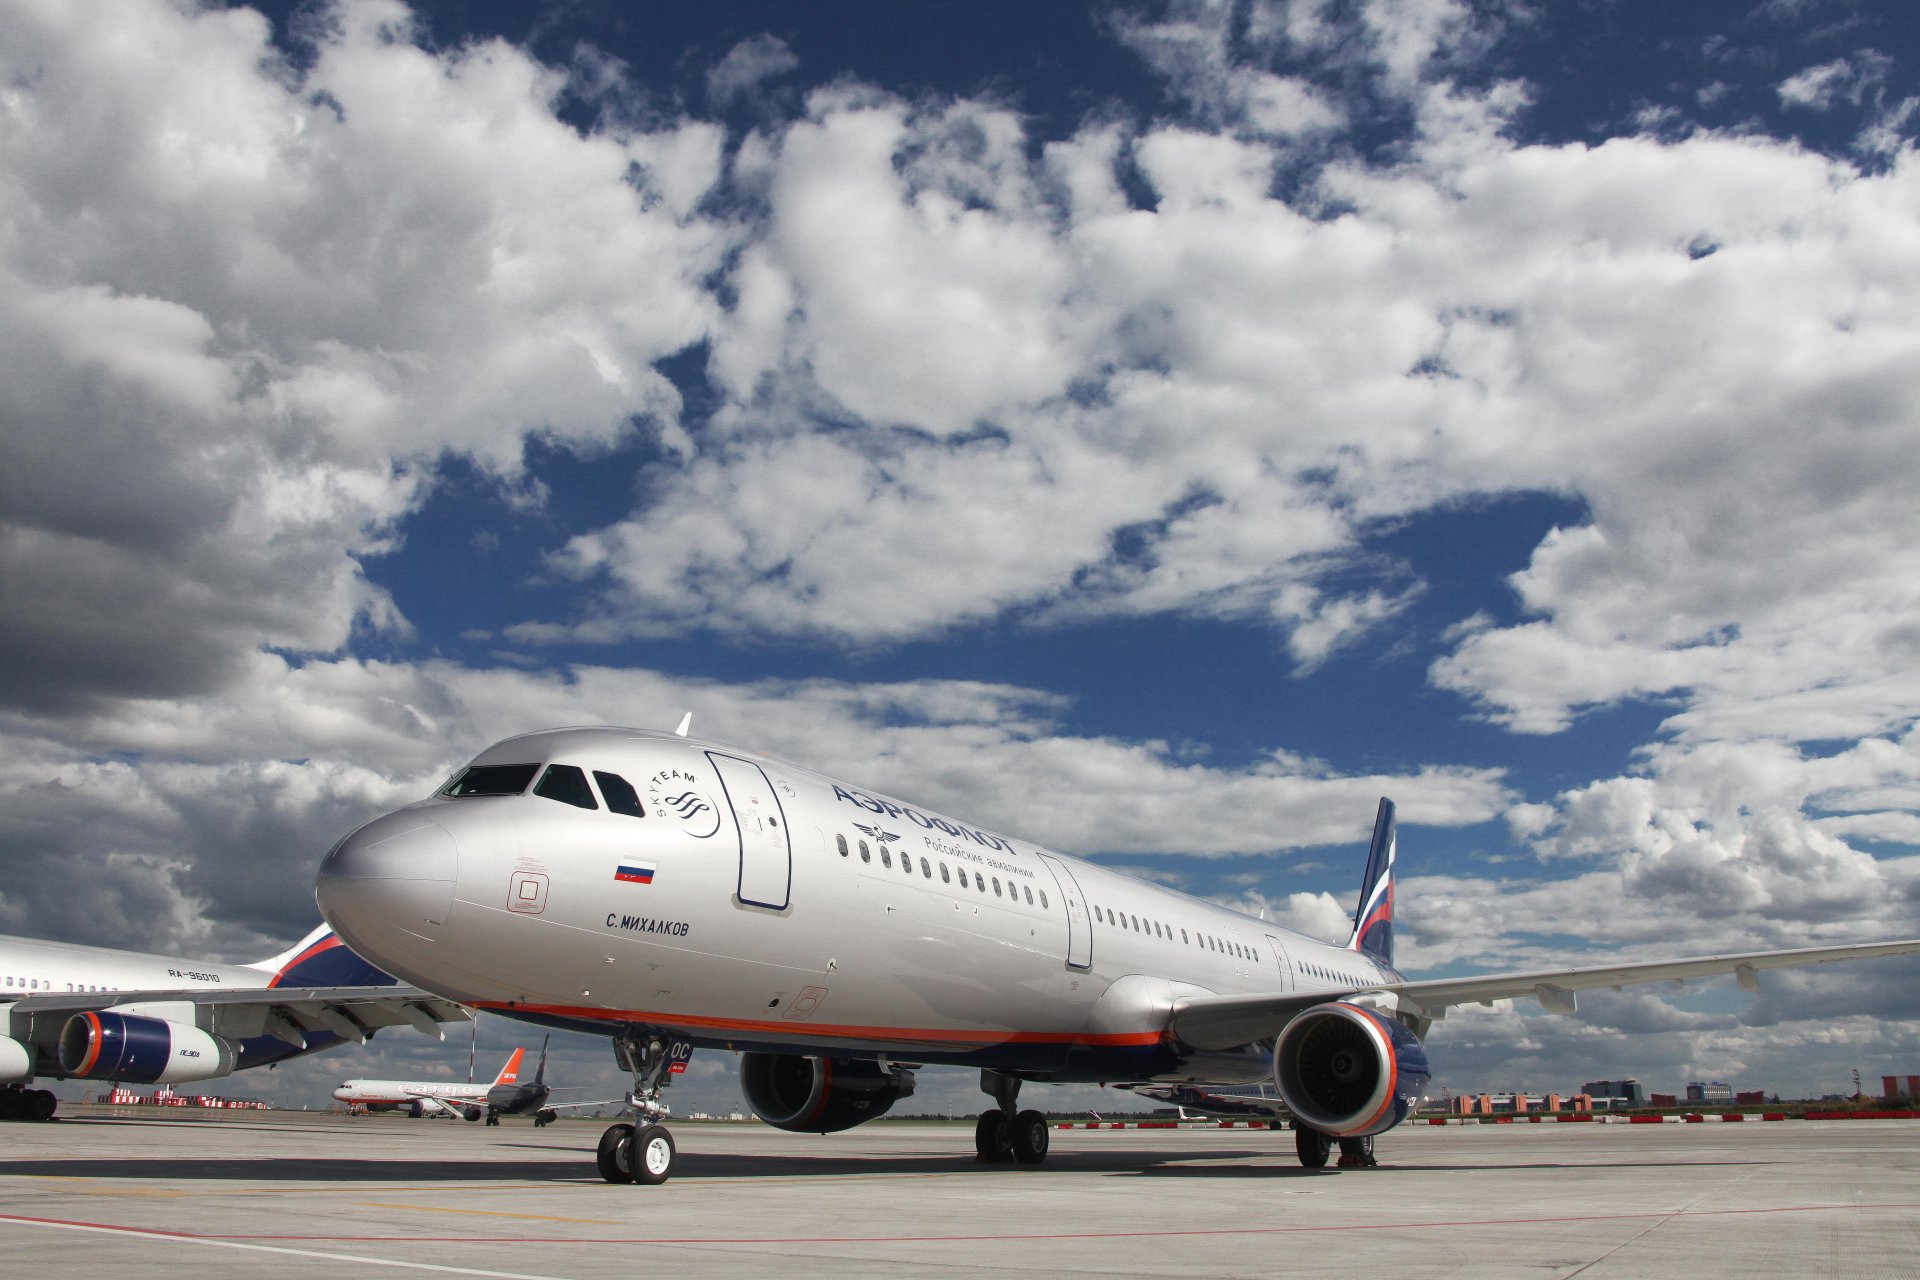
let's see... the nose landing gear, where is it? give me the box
[598,1031,681,1185]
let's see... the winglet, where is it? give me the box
[674,712,693,737]
[1345,798,1396,966]
[494,1046,527,1086]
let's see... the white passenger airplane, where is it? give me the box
[313,724,1920,1184]
[336,1045,527,1121]
[334,1035,618,1126]
[1,923,468,1121]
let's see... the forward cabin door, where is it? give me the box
[1037,853,1092,970]
[707,753,791,910]
[1263,934,1296,991]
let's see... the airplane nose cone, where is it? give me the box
[315,810,459,968]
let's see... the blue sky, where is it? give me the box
[3,0,1918,1113]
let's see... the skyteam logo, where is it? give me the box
[648,769,721,838]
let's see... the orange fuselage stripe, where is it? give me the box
[469,1000,1161,1048]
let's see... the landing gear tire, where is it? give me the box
[597,1122,637,1183]
[632,1124,676,1185]
[485,1112,500,1127]
[1011,1109,1050,1165]
[1294,1124,1332,1168]
[0,1089,23,1122]
[974,1108,1013,1162]
[534,1108,556,1128]
[26,1090,57,1122]
[1337,1135,1376,1168]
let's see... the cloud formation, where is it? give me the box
[2,0,1917,1105]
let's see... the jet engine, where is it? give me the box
[57,1012,238,1085]
[739,1053,916,1133]
[1,1035,32,1083]
[1273,1002,1429,1138]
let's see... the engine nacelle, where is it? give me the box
[1,1035,31,1083]
[57,1012,238,1084]
[739,1053,916,1133]
[1273,1001,1429,1138]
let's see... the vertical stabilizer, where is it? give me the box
[493,1047,526,1087]
[249,923,399,989]
[1345,798,1396,966]
[533,1034,550,1086]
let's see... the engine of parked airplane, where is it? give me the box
[56,1012,238,1084]
[739,1053,917,1133]
[1272,1001,1430,1138]
[1,1035,32,1083]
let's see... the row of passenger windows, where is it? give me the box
[1089,903,1260,964]
[1300,960,1369,987]
[5,975,115,992]
[834,834,1051,909]
[442,763,645,817]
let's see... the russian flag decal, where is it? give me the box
[614,863,656,885]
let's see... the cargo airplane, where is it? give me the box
[2,923,467,1121]
[313,725,1920,1184]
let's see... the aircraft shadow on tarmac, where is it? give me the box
[0,1144,1773,1184]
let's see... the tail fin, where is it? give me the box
[1345,797,1396,966]
[533,1034,550,1086]
[492,1047,527,1087]
[248,922,399,989]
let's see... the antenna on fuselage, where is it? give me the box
[673,712,693,737]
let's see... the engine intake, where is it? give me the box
[740,1053,915,1133]
[1274,1002,1429,1138]
[57,1012,238,1084]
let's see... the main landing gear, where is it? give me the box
[974,1070,1050,1166]
[0,1085,58,1122]
[1293,1125,1376,1169]
[597,1032,680,1185]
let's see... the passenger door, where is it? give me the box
[1037,853,1092,970]
[707,753,791,910]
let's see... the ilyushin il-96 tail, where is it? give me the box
[314,724,1920,1184]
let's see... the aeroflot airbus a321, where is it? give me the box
[314,724,1920,1184]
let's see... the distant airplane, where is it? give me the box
[335,1036,620,1126]
[2,923,467,1122]
[314,724,1920,1183]
[336,1045,527,1122]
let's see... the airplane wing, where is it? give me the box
[8,984,470,1049]
[406,1092,481,1119]
[1170,937,1920,1051]
[531,1097,640,1115]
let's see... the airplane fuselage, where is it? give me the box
[318,727,1395,1086]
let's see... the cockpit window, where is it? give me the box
[594,771,645,818]
[533,764,598,810]
[442,764,539,797]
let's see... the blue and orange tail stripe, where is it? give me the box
[1346,797,1395,967]
[268,930,399,989]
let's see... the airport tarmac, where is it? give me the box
[2,1109,1916,1278]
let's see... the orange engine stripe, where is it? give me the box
[76,1011,105,1077]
